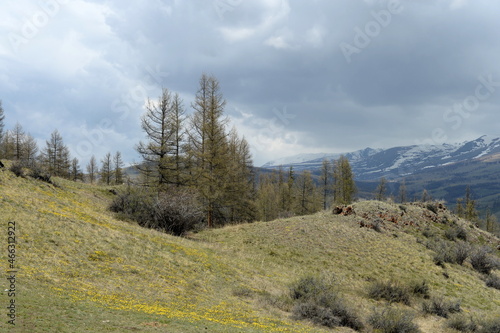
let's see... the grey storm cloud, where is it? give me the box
[0,0,499,166]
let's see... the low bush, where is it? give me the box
[422,297,461,318]
[368,280,411,305]
[445,226,468,241]
[430,239,470,267]
[29,166,53,184]
[479,318,500,333]
[410,280,430,299]
[368,307,420,333]
[447,315,478,332]
[9,162,24,177]
[290,276,363,331]
[455,241,471,265]
[109,187,203,236]
[426,203,438,214]
[470,247,500,275]
[422,228,434,238]
[485,274,500,290]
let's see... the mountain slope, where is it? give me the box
[262,136,500,181]
[1,163,499,332]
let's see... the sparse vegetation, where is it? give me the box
[1,165,500,332]
[447,315,478,332]
[479,318,500,333]
[9,160,23,177]
[422,296,461,318]
[368,307,420,333]
[485,273,500,290]
[289,276,363,330]
[109,187,203,236]
[470,246,500,275]
[368,280,411,305]
[445,226,468,241]
[409,280,430,299]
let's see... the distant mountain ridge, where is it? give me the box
[262,135,500,181]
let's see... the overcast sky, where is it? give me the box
[1,0,499,166]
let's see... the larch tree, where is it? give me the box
[464,185,478,221]
[256,173,280,221]
[188,73,229,227]
[12,122,25,161]
[168,93,187,187]
[113,151,124,185]
[295,170,319,215]
[1,130,14,159]
[333,155,356,205]
[100,152,112,185]
[224,129,256,222]
[23,134,38,167]
[70,158,83,182]
[399,178,407,203]
[320,159,333,210]
[86,155,98,184]
[136,88,185,189]
[42,130,70,177]
[0,100,5,154]
[375,177,387,201]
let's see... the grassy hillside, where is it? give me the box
[1,162,499,332]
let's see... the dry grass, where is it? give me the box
[1,165,499,332]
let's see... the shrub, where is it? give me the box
[431,240,469,266]
[470,247,500,275]
[427,203,438,214]
[290,276,363,331]
[479,318,500,333]
[455,241,470,265]
[292,302,341,328]
[109,187,203,236]
[9,162,24,177]
[368,307,420,333]
[109,188,154,221]
[422,228,434,238]
[373,219,383,233]
[445,226,468,241]
[447,315,478,332]
[410,280,430,299]
[290,276,327,301]
[422,297,461,318]
[29,166,52,184]
[368,280,411,305]
[485,274,500,290]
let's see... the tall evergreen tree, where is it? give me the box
[188,73,229,227]
[464,185,478,221]
[169,93,187,187]
[100,152,112,185]
[1,130,15,160]
[136,88,181,188]
[375,177,387,201]
[0,100,5,154]
[224,129,256,221]
[256,173,280,221]
[22,133,38,167]
[70,158,83,182]
[42,130,70,177]
[296,170,319,215]
[86,155,98,184]
[320,159,333,210]
[333,155,356,205]
[12,122,25,161]
[399,178,407,203]
[113,151,124,185]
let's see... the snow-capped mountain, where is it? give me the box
[261,136,500,181]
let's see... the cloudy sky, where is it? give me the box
[1,0,499,166]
